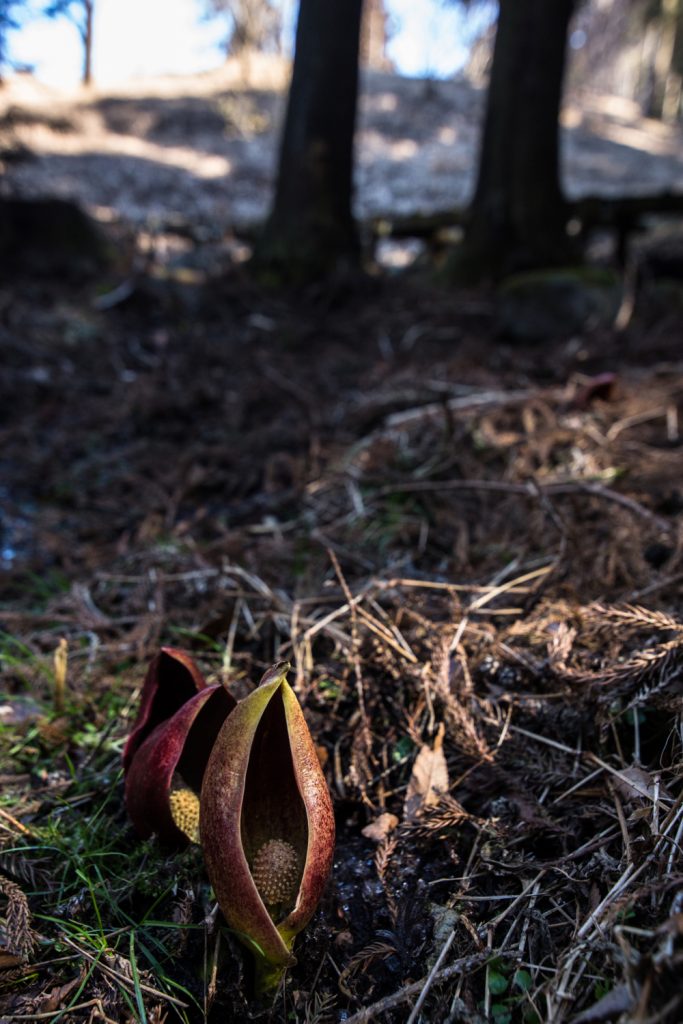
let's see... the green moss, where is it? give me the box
[496,265,622,342]
[498,265,619,293]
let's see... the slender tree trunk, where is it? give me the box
[666,0,683,119]
[451,0,577,282]
[648,0,683,121]
[252,0,363,282]
[361,0,390,71]
[82,0,93,86]
[0,0,17,84]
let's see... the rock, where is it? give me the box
[0,197,111,278]
[496,266,622,342]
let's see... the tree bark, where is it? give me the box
[82,0,93,86]
[450,0,577,282]
[649,0,683,121]
[252,0,363,282]
[361,0,390,71]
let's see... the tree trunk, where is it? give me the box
[82,0,93,86]
[361,0,390,71]
[450,0,577,282]
[649,0,683,121]
[0,0,17,84]
[252,0,363,283]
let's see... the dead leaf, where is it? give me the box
[36,974,83,1013]
[613,765,665,804]
[362,813,399,842]
[0,950,25,969]
[403,723,449,822]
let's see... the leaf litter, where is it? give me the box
[0,190,682,1022]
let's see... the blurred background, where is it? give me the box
[5,0,495,86]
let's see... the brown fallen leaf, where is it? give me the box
[35,973,83,1014]
[403,723,449,822]
[614,765,670,805]
[362,812,399,842]
[0,950,25,969]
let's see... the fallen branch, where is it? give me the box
[375,477,672,533]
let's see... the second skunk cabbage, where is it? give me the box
[123,647,208,774]
[123,647,236,846]
[200,663,335,992]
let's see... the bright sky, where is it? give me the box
[7,0,496,88]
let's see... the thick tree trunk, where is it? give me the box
[252,0,363,282]
[451,0,577,282]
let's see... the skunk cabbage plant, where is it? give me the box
[200,662,335,992]
[123,647,236,846]
[123,647,208,773]
[124,653,334,992]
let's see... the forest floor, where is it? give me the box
[1,61,683,1024]
[3,56,683,244]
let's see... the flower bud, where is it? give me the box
[123,648,236,847]
[200,662,335,989]
[123,647,208,774]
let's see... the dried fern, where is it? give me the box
[569,635,683,704]
[168,886,195,957]
[404,794,481,838]
[0,846,42,888]
[0,874,35,959]
[584,603,683,635]
[434,642,490,760]
[339,940,397,997]
[546,621,577,669]
[303,991,336,1024]
[375,836,398,922]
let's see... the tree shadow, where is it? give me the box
[2,70,683,240]
[93,88,281,147]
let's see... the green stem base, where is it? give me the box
[253,955,287,998]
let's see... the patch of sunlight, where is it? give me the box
[438,126,457,145]
[12,125,233,178]
[563,97,679,157]
[95,135,233,178]
[390,139,419,160]
[562,106,583,130]
[372,92,399,113]
[587,120,678,158]
[89,205,120,223]
[376,238,424,269]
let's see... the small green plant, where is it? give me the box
[392,735,414,763]
[484,960,537,1024]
